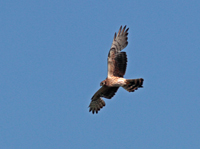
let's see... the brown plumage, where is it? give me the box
[89,26,144,114]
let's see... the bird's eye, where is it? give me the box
[100,82,104,86]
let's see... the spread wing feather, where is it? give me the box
[110,25,129,52]
[108,26,129,77]
[89,86,119,114]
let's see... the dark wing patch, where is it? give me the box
[91,86,119,100]
[101,87,119,99]
[113,52,127,77]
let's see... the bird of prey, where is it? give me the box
[89,26,144,114]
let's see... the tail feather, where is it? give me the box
[123,78,144,92]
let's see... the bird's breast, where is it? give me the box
[106,77,126,87]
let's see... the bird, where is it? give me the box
[89,25,144,114]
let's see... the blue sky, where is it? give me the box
[0,0,200,148]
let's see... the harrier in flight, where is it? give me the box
[89,26,144,114]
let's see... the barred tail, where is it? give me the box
[123,78,144,92]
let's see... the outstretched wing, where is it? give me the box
[89,86,119,114]
[107,26,129,77]
[110,25,129,52]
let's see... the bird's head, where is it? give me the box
[100,80,106,86]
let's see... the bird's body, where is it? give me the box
[89,26,144,114]
[102,77,126,87]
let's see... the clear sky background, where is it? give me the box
[1,0,200,148]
